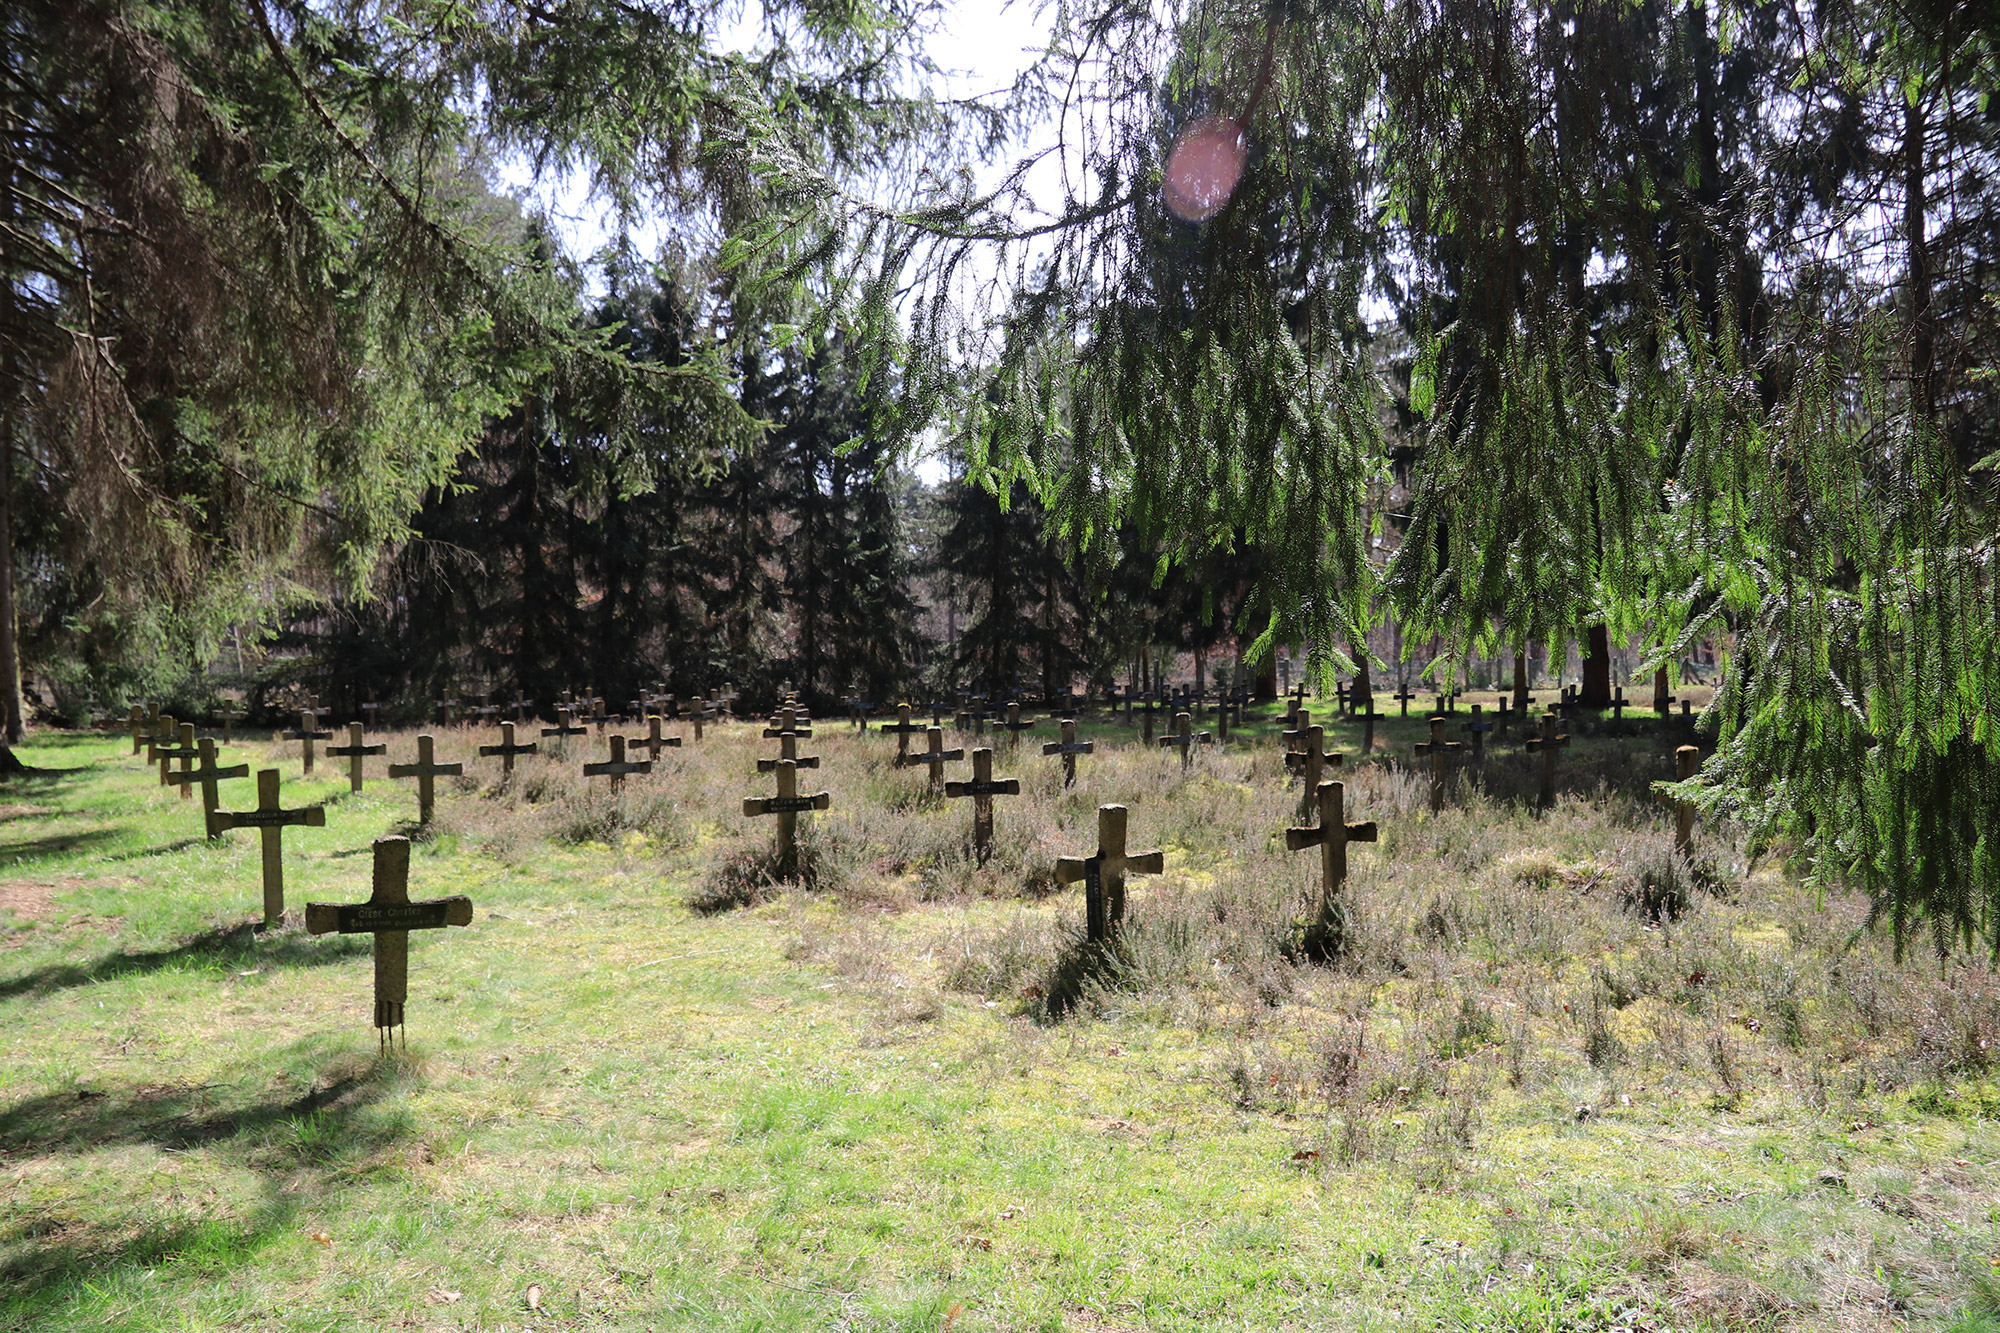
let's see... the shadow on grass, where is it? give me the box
[0,829,115,867]
[105,835,208,862]
[0,921,368,1002]
[1040,932,1128,1021]
[0,1057,411,1315]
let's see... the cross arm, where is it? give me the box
[1284,824,1328,851]
[478,741,540,756]
[389,760,466,777]
[1054,856,1088,884]
[1125,849,1166,875]
[756,755,821,771]
[213,806,326,831]
[327,743,387,757]
[304,896,473,935]
[168,763,249,785]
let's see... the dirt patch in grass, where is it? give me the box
[0,877,88,922]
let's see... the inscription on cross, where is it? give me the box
[478,721,539,776]
[1525,710,1570,809]
[327,723,387,794]
[1041,718,1094,787]
[1157,711,1210,772]
[1413,716,1464,813]
[743,759,831,874]
[1055,805,1165,944]
[166,737,249,837]
[306,836,472,1049]
[1286,779,1379,960]
[895,725,963,792]
[388,734,464,825]
[945,747,1021,859]
[212,769,325,925]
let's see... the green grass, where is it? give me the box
[2,717,1995,1331]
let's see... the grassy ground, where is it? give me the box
[3,703,1997,1333]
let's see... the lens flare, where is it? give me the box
[1162,116,1248,222]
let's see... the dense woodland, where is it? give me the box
[3,0,1997,950]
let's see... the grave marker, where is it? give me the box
[1462,704,1494,759]
[743,759,830,874]
[287,709,331,775]
[166,737,249,837]
[159,722,200,799]
[212,769,325,925]
[305,835,472,1049]
[1000,702,1037,742]
[1652,666,1675,717]
[388,734,463,825]
[1284,721,1343,818]
[215,699,239,745]
[1413,716,1463,813]
[1286,779,1378,957]
[1055,805,1164,944]
[361,701,385,730]
[1671,743,1700,855]
[1357,701,1384,756]
[127,704,146,756]
[584,734,653,791]
[1041,718,1094,787]
[629,715,682,761]
[1524,710,1570,809]
[1393,687,1418,717]
[896,725,963,791]
[756,729,820,772]
[478,721,539,776]
[879,703,925,760]
[327,723,387,794]
[540,707,587,748]
[148,713,175,781]
[945,746,1021,859]
[508,695,534,724]
[1157,711,1210,771]
[435,693,461,728]
[763,706,812,740]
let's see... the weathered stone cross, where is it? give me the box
[763,706,812,740]
[1461,704,1494,760]
[215,699,239,745]
[1041,718,1094,787]
[1285,779,1378,959]
[584,734,652,791]
[1055,805,1164,944]
[628,715,682,761]
[327,723,387,794]
[1413,716,1463,813]
[166,737,248,837]
[389,734,463,825]
[305,835,472,1049]
[1525,710,1570,809]
[1284,721,1343,818]
[158,722,200,799]
[757,729,820,773]
[1157,710,1210,771]
[477,721,539,776]
[1393,687,1418,717]
[879,703,925,760]
[896,725,963,792]
[127,704,146,756]
[540,707,587,749]
[999,702,1037,743]
[743,759,830,874]
[212,769,325,925]
[1665,743,1700,855]
[945,746,1021,859]
[287,709,331,776]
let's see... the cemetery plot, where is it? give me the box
[305,835,472,1048]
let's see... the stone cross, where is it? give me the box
[1393,687,1417,717]
[212,768,325,925]
[1284,722,1343,818]
[690,698,712,742]
[1671,743,1700,855]
[879,703,925,760]
[945,746,1021,859]
[287,709,331,775]
[629,715,682,761]
[743,759,830,874]
[1041,718,1094,787]
[305,836,472,1049]
[1157,710,1210,771]
[1055,805,1164,944]
[584,734,653,791]
[844,695,873,731]
[128,704,146,756]
[1413,716,1464,813]
[327,723,387,794]
[896,725,963,791]
[1286,779,1378,956]
[166,737,248,837]
[158,722,200,799]
[1610,685,1627,726]
[215,699,239,745]
[1280,707,1315,755]
[756,730,820,773]
[1524,710,1570,809]
[360,701,385,730]
[507,695,534,724]
[763,706,812,740]
[389,734,464,825]
[540,707,587,748]
[1461,704,1494,759]
[478,721,539,776]
[147,713,175,782]
[583,699,614,736]
[1000,702,1037,742]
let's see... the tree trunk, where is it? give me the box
[0,167,24,747]
[1581,624,1612,707]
